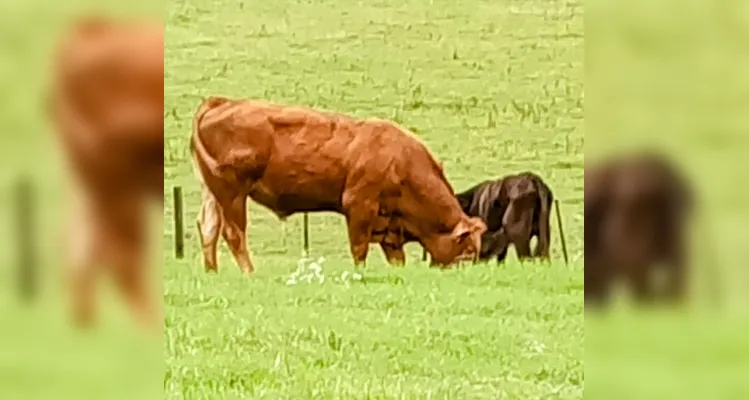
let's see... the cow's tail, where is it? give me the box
[536,178,552,259]
[190,97,231,245]
[190,96,230,180]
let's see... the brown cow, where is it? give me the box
[585,152,693,309]
[48,16,163,329]
[190,97,487,272]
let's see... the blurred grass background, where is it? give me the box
[586,0,749,398]
[0,1,162,399]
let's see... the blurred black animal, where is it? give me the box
[421,172,553,263]
[585,152,693,309]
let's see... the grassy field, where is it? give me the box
[165,0,584,398]
[3,0,748,398]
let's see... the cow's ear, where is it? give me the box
[452,220,472,242]
[469,216,488,235]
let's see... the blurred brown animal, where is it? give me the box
[190,97,487,271]
[48,16,163,329]
[584,152,692,308]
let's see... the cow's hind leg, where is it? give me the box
[197,186,223,272]
[218,193,255,274]
[99,195,157,330]
[65,191,104,327]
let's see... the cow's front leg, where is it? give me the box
[379,242,406,266]
[344,202,377,266]
[342,187,378,266]
[345,215,372,266]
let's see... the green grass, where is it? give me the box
[586,309,749,399]
[165,0,584,398]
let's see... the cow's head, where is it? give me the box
[481,228,508,258]
[427,215,487,267]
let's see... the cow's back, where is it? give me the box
[51,16,164,196]
[53,17,163,138]
[194,101,369,215]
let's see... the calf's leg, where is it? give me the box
[495,247,509,264]
[585,259,612,310]
[627,263,657,305]
[503,201,533,261]
[533,213,552,261]
[662,234,688,303]
[480,230,509,263]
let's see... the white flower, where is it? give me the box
[287,255,326,285]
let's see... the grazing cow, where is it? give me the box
[585,152,693,308]
[422,172,553,263]
[190,97,487,272]
[48,16,163,329]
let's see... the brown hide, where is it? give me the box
[48,16,163,329]
[190,97,487,272]
[494,172,553,262]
